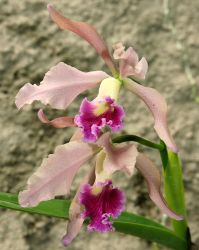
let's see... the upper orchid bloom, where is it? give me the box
[15,4,177,152]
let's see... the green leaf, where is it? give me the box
[0,192,187,250]
[0,192,70,219]
[114,213,187,250]
[163,150,188,239]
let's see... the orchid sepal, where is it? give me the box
[124,78,178,153]
[136,153,183,220]
[47,4,116,75]
[38,109,75,128]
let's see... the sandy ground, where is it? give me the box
[0,0,199,249]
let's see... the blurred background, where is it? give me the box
[0,0,198,249]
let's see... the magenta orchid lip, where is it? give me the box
[79,180,125,233]
[74,97,125,142]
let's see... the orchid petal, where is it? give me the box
[135,57,148,79]
[120,47,139,66]
[136,153,183,220]
[47,5,116,72]
[62,213,84,247]
[125,79,178,152]
[62,167,95,247]
[15,62,109,110]
[38,109,75,128]
[97,133,138,176]
[70,128,83,142]
[113,44,147,79]
[19,141,96,207]
[112,42,126,60]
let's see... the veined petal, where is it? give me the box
[136,153,183,220]
[15,62,109,110]
[62,166,95,247]
[38,109,75,128]
[47,5,116,73]
[125,78,178,152]
[19,141,96,207]
[97,133,138,176]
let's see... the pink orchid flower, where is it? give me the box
[15,4,178,153]
[15,4,182,247]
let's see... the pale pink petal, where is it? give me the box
[112,44,147,78]
[120,47,139,66]
[136,153,183,220]
[125,79,178,152]
[19,141,96,207]
[134,57,148,79]
[97,133,138,176]
[113,44,139,67]
[119,47,139,77]
[70,129,83,142]
[62,214,84,247]
[62,167,95,247]
[38,109,75,128]
[47,5,116,72]
[112,42,126,60]
[15,62,109,110]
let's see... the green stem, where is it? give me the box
[112,135,164,150]
[161,148,188,242]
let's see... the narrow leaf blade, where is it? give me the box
[0,192,70,219]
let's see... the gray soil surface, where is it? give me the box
[0,0,199,249]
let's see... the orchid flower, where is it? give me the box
[15,4,178,153]
[15,4,182,247]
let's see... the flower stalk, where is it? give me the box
[113,135,164,150]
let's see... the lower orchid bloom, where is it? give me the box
[14,4,183,247]
[18,132,182,247]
